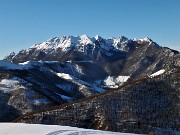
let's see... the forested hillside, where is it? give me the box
[14,67,180,134]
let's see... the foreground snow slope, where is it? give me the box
[0,123,139,135]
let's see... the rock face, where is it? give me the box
[0,35,180,133]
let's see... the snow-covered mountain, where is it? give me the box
[10,34,130,57]
[5,35,159,63]
[5,35,180,80]
[1,35,180,134]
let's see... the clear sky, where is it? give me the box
[0,0,180,59]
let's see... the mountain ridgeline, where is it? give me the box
[5,35,180,79]
[1,35,180,134]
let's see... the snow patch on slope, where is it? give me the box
[57,73,105,93]
[57,73,73,80]
[0,77,30,93]
[29,98,48,105]
[95,76,130,88]
[104,76,130,88]
[0,60,44,70]
[0,78,20,88]
[74,64,84,75]
[150,69,165,77]
[19,61,43,69]
[19,61,30,65]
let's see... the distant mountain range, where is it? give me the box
[0,35,180,134]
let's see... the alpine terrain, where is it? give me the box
[0,35,180,134]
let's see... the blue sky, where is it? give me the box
[0,0,180,59]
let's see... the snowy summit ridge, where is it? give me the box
[26,35,154,53]
[4,34,161,63]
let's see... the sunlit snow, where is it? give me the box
[150,69,165,77]
[57,73,73,80]
[57,73,105,93]
[0,77,27,93]
[0,123,138,135]
[104,76,130,88]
